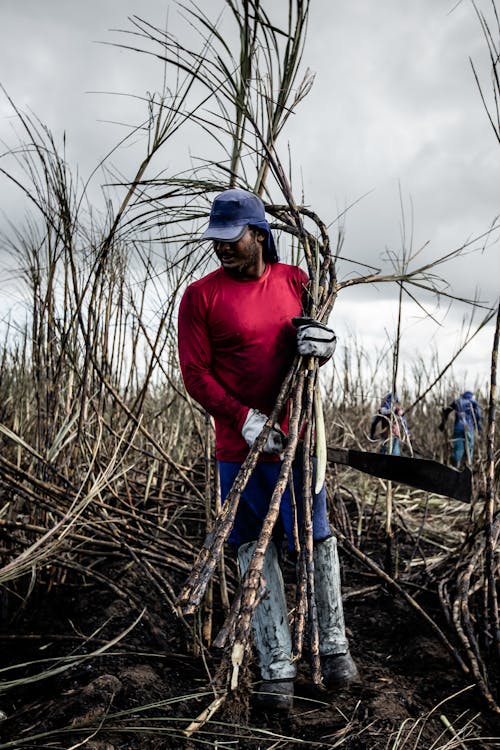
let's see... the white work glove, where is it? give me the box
[294,317,337,359]
[241,409,287,454]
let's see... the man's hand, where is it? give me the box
[241,409,287,454]
[294,317,337,359]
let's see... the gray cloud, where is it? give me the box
[0,0,498,385]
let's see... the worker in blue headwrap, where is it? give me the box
[370,392,410,456]
[178,188,358,712]
[439,390,482,467]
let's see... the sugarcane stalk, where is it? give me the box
[301,359,322,684]
[439,715,469,750]
[290,401,307,659]
[484,300,500,660]
[183,693,227,738]
[214,461,230,614]
[293,546,308,660]
[176,359,298,614]
[452,565,500,713]
[287,422,301,553]
[210,579,244,652]
[213,369,306,653]
[384,480,395,578]
[202,412,214,646]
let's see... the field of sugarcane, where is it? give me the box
[0,2,499,748]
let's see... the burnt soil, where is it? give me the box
[1,539,499,750]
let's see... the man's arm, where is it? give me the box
[178,286,249,431]
[370,414,383,440]
[178,285,286,455]
[438,403,455,431]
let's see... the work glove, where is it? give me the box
[294,317,337,359]
[241,408,287,454]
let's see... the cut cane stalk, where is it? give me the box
[230,641,245,690]
[183,694,227,738]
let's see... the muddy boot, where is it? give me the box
[254,678,294,711]
[314,536,360,689]
[238,541,296,711]
[321,652,359,688]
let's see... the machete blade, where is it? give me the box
[327,447,472,503]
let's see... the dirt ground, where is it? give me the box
[1,539,499,750]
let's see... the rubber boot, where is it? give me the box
[238,541,296,711]
[314,535,360,688]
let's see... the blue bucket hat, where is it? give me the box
[201,188,279,263]
[380,392,399,415]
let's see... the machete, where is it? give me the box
[327,447,472,503]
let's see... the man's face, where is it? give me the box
[213,227,265,279]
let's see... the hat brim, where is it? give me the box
[200,223,248,243]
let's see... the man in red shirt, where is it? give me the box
[178,189,359,711]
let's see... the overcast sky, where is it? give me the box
[0,0,499,395]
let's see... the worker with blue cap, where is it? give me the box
[178,188,359,712]
[439,390,482,467]
[370,392,410,455]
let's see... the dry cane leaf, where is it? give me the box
[314,385,327,495]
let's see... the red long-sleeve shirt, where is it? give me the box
[178,262,308,461]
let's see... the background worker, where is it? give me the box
[439,390,482,467]
[178,188,359,711]
[369,392,409,456]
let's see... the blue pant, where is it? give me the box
[219,460,332,552]
[380,437,400,456]
[452,428,474,467]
